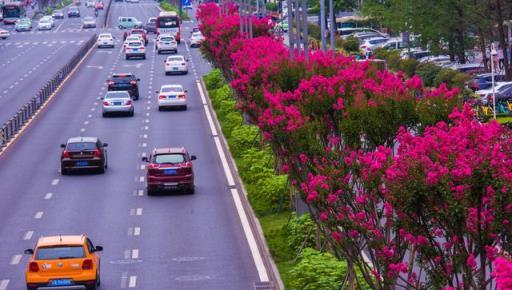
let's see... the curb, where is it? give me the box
[199,78,284,290]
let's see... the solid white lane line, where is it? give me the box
[44,192,53,199]
[203,105,218,136]
[10,254,22,265]
[213,137,235,186]
[0,280,9,290]
[133,227,141,236]
[34,211,44,219]
[51,179,59,186]
[23,231,34,240]
[131,249,139,259]
[128,276,137,288]
[230,188,269,281]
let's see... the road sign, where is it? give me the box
[183,0,190,6]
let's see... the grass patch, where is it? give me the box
[159,2,190,20]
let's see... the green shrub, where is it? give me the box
[228,125,260,157]
[216,98,237,120]
[210,85,233,109]
[266,2,278,11]
[398,58,418,77]
[415,62,442,87]
[220,111,243,137]
[204,69,224,90]
[434,68,471,89]
[289,248,347,290]
[342,36,360,53]
[308,23,321,41]
[285,212,316,251]
[237,147,275,185]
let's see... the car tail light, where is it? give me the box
[82,259,93,270]
[130,80,137,85]
[93,149,102,158]
[178,94,186,99]
[126,100,132,105]
[103,101,110,106]
[178,167,192,174]
[29,262,39,272]
[159,95,166,99]
[62,150,70,158]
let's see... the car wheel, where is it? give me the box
[142,55,146,59]
[187,185,195,194]
[165,71,169,76]
[102,112,108,117]
[125,55,129,60]
[147,187,155,196]
[87,281,98,290]
[98,164,105,174]
[27,285,37,290]
[61,165,69,175]
[118,25,123,29]
[158,106,162,111]
[129,111,134,117]
[183,105,187,110]
[177,40,181,44]
[157,50,160,54]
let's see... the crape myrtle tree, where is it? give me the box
[197,3,512,288]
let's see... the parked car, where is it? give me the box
[0,29,9,39]
[60,136,108,174]
[118,16,142,29]
[52,10,64,19]
[142,147,196,195]
[156,84,188,110]
[97,33,114,48]
[67,6,80,17]
[145,17,156,33]
[107,73,140,100]
[124,40,145,60]
[468,73,507,91]
[102,91,134,117]
[164,55,188,75]
[476,82,512,104]
[82,16,96,28]
[449,63,486,75]
[24,235,103,290]
[400,48,431,60]
[359,36,388,51]
[189,31,204,47]
[15,18,32,32]
[155,34,177,54]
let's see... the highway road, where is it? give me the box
[0,1,266,289]
[0,4,105,125]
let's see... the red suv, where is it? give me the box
[129,28,148,45]
[142,147,196,195]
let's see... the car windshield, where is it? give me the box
[192,32,202,37]
[84,17,94,21]
[167,57,183,62]
[66,142,97,151]
[128,42,142,47]
[36,246,85,260]
[160,37,174,41]
[161,86,183,93]
[154,154,185,164]
[112,75,134,82]
[99,34,111,38]
[105,92,130,99]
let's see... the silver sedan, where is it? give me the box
[102,91,134,117]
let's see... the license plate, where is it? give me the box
[167,95,176,99]
[164,42,170,45]
[164,169,176,175]
[76,161,88,167]
[133,48,138,51]
[103,42,108,44]
[113,101,122,105]
[172,67,178,71]
[51,279,72,286]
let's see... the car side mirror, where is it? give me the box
[191,155,197,161]
[103,143,108,147]
[24,249,34,255]
[60,144,66,148]
[141,157,148,162]
[94,246,103,252]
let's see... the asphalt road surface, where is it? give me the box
[0,1,263,289]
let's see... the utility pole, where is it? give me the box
[319,0,326,51]
[178,0,183,24]
[294,0,300,53]
[328,0,334,50]
[248,0,253,38]
[301,0,308,60]
[286,0,294,56]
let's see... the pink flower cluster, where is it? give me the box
[197,4,512,289]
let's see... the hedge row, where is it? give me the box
[204,69,369,290]
[159,1,190,20]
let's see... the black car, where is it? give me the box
[60,137,108,174]
[107,73,140,100]
[145,17,156,33]
[67,6,80,17]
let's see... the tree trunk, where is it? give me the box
[495,0,512,80]
[478,28,489,71]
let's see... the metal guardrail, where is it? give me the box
[0,34,97,151]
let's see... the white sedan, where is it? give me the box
[157,84,188,110]
[0,29,9,39]
[189,31,204,47]
[97,33,114,48]
[82,16,96,28]
[164,55,188,75]
[37,17,53,30]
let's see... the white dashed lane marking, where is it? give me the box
[10,255,22,265]
[44,192,53,199]
[51,179,59,186]
[34,211,44,219]
[0,280,9,290]
[23,231,34,240]
[128,276,137,288]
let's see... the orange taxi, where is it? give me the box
[25,235,103,290]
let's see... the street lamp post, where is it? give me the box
[491,43,498,120]
[319,0,326,51]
